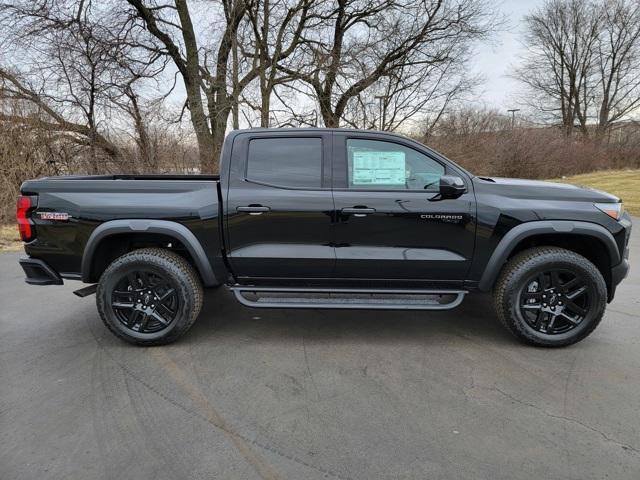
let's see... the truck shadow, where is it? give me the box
[187,287,516,347]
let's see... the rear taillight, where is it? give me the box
[16,195,36,242]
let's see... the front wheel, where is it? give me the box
[96,248,203,346]
[494,247,607,347]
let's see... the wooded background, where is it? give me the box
[1,0,640,222]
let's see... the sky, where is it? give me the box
[470,0,545,111]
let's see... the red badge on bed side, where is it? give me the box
[39,212,70,221]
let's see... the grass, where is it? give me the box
[553,169,640,216]
[0,224,22,252]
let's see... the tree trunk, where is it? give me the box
[231,29,240,130]
[260,87,270,127]
[319,96,339,127]
[209,100,233,173]
[175,0,217,173]
[595,97,611,142]
[258,0,270,127]
[211,126,228,173]
[127,89,153,172]
[188,86,215,173]
[194,126,216,174]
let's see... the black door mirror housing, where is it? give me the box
[439,175,466,198]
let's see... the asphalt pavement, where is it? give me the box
[1,227,639,480]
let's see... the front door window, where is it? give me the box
[347,139,445,191]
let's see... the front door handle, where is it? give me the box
[237,205,271,215]
[341,207,376,217]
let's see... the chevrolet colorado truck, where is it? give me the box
[16,128,632,347]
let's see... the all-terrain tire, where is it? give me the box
[493,246,607,347]
[96,248,203,346]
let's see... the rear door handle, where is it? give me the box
[341,207,376,217]
[237,205,271,215]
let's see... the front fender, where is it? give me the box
[477,220,620,291]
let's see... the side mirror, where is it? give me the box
[439,175,466,198]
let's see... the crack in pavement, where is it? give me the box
[120,359,353,480]
[84,317,353,480]
[149,349,283,480]
[606,308,640,319]
[488,385,640,455]
[302,334,321,401]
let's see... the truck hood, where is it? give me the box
[473,176,620,203]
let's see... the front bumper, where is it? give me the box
[608,216,632,302]
[612,257,630,287]
[19,257,63,286]
[608,244,630,302]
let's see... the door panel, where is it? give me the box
[333,190,474,279]
[331,134,476,282]
[225,132,335,279]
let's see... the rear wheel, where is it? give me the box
[494,247,607,347]
[96,248,203,346]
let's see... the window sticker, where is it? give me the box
[352,150,406,185]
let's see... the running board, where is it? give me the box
[230,286,467,310]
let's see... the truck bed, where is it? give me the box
[20,174,224,283]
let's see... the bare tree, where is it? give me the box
[123,0,314,171]
[0,67,123,166]
[516,0,600,136]
[244,0,317,127]
[120,0,236,172]
[425,106,512,138]
[340,60,479,132]
[595,0,640,136]
[517,0,640,137]
[0,0,167,172]
[278,0,493,128]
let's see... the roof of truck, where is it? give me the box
[232,127,407,136]
[227,127,427,146]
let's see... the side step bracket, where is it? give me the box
[73,284,98,297]
[230,286,467,310]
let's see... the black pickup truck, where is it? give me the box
[17,128,631,347]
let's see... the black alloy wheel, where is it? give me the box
[111,270,180,334]
[518,269,591,335]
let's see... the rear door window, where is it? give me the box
[247,137,322,189]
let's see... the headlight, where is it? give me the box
[594,202,624,220]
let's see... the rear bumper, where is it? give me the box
[19,257,63,286]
